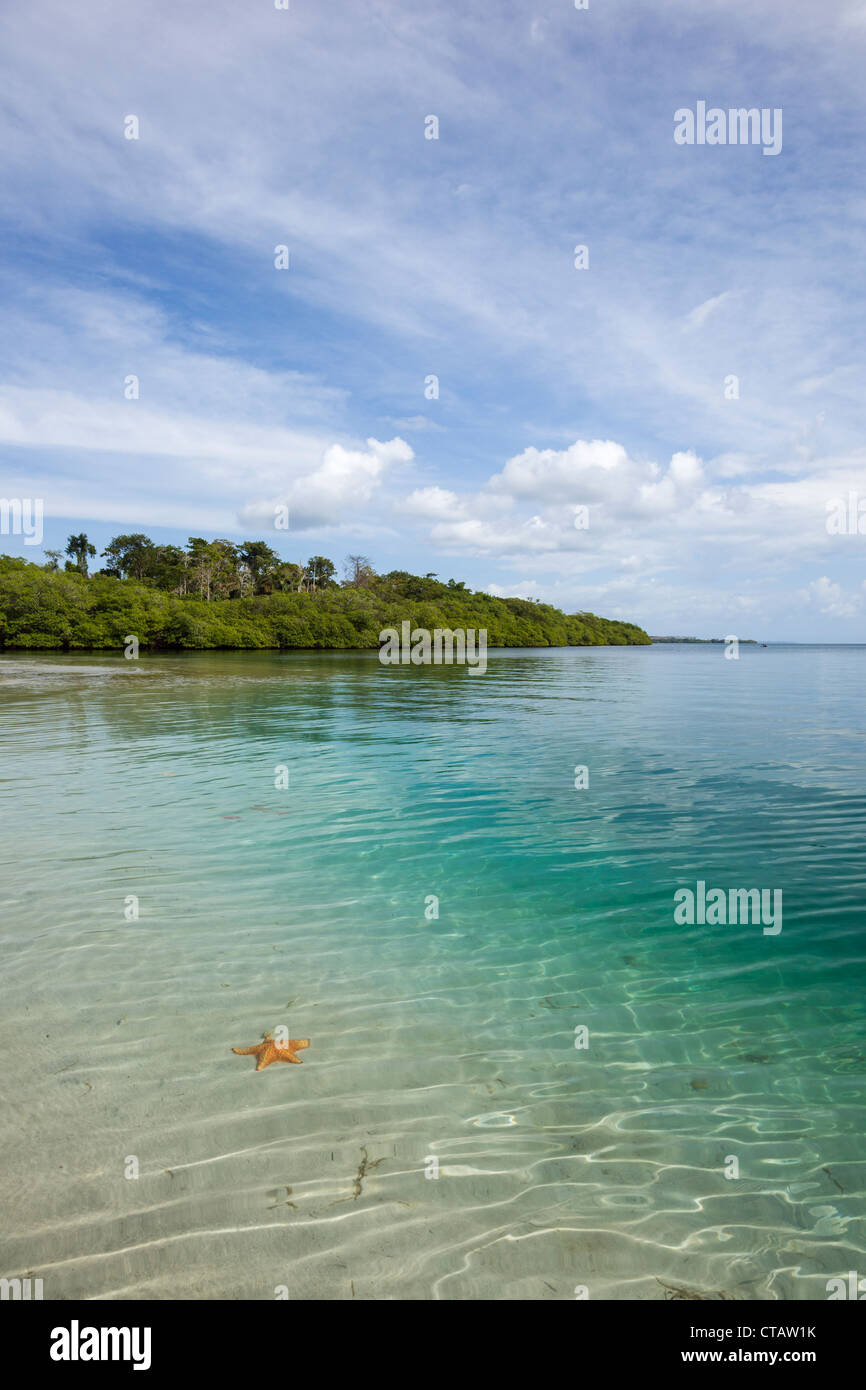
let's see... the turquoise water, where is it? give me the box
[0,644,864,1300]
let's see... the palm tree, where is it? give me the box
[65,533,96,576]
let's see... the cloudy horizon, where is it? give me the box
[1,0,865,639]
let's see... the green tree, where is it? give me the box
[101,534,156,581]
[0,543,652,651]
[271,561,305,592]
[238,540,281,594]
[305,556,336,592]
[186,538,221,601]
[210,539,242,599]
[151,544,188,593]
[65,533,96,576]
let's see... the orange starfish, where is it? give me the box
[232,1031,310,1070]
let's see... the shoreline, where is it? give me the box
[0,639,652,654]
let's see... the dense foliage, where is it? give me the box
[0,541,650,650]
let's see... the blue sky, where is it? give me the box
[1,0,865,638]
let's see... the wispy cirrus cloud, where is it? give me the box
[0,0,865,636]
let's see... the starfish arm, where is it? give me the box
[234,1036,309,1068]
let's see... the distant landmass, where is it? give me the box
[650,636,758,644]
[0,543,651,650]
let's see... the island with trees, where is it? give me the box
[0,533,651,650]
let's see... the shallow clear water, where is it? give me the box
[1,644,864,1300]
